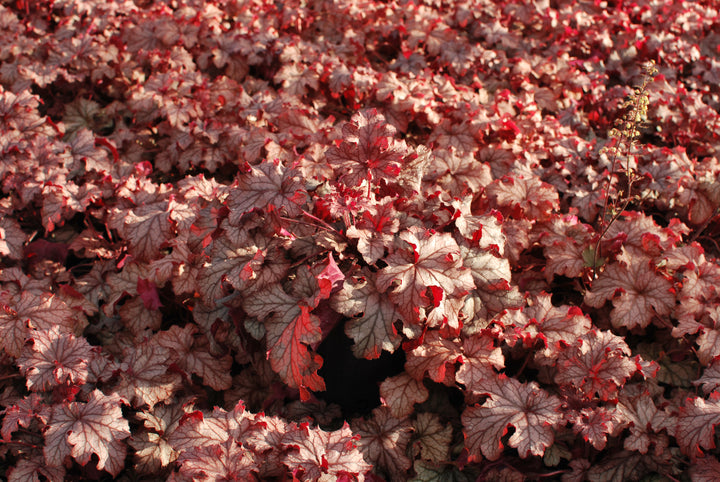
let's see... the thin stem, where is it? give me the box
[698,234,720,255]
[513,350,533,379]
[3,439,40,449]
[301,209,348,239]
[687,206,720,245]
[591,61,656,278]
[0,373,22,382]
[280,214,337,235]
[534,469,570,478]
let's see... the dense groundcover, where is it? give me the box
[1,0,720,480]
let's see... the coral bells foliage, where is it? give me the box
[3,1,720,481]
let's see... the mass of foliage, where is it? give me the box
[1,0,720,480]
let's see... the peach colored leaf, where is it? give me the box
[543,239,586,282]
[405,330,461,383]
[197,232,265,306]
[501,293,591,364]
[1,393,45,441]
[677,392,720,458]
[169,402,258,455]
[486,175,559,221]
[432,147,493,194]
[7,455,64,482]
[331,269,403,359]
[555,330,637,401]
[456,334,504,393]
[379,373,429,418]
[284,422,371,480]
[154,325,232,391]
[0,292,79,358]
[326,109,405,188]
[410,413,453,463]
[44,390,130,476]
[584,253,674,330]
[129,431,178,475]
[17,326,91,391]
[616,393,667,454]
[462,375,562,461]
[461,245,512,291]
[246,416,292,479]
[0,217,25,260]
[274,62,319,96]
[113,341,183,409]
[352,406,413,480]
[695,359,720,394]
[118,297,162,336]
[244,283,325,396]
[690,456,720,481]
[584,450,652,481]
[121,200,173,261]
[377,228,474,325]
[693,307,720,365]
[176,441,257,480]
[428,118,478,154]
[227,160,306,222]
[129,402,190,475]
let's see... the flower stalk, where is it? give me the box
[591,60,658,278]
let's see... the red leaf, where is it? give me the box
[570,407,616,451]
[345,197,400,265]
[317,253,345,295]
[137,278,163,310]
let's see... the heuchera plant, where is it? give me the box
[1,0,720,480]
